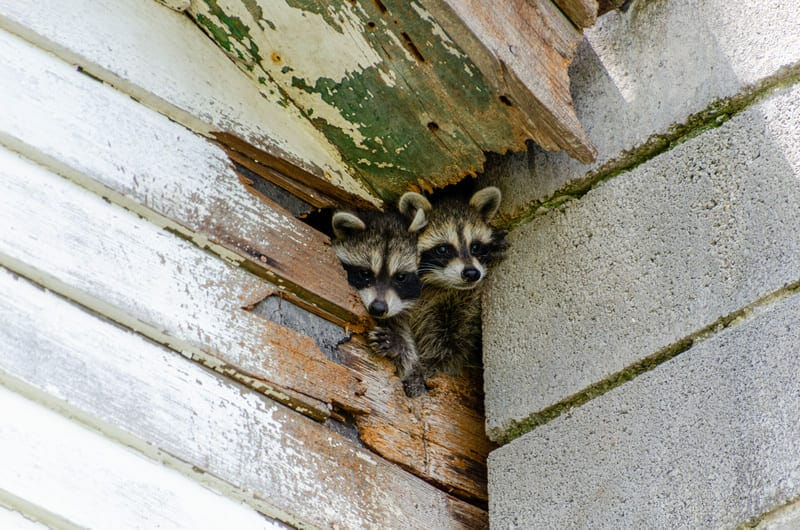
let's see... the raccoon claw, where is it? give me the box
[368,327,399,359]
[402,373,427,398]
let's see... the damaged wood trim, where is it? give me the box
[0,29,371,333]
[0,270,487,528]
[0,146,371,421]
[419,0,597,163]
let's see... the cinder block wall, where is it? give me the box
[481,1,800,527]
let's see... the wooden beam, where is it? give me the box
[417,0,597,163]
[0,269,487,528]
[0,27,371,332]
[186,0,596,199]
[0,146,369,420]
[551,0,599,29]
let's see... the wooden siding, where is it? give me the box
[0,270,484,528]
[0,0,378,207]
[0,10,493,525]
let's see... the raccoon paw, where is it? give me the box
[402,372,427,398]
[368,326,400,359]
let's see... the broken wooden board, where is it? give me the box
[0,146,370,420]
[553,0,599,29]
[0,27,370,332]
[339,339,494,503]
[187,0,596,200]
[421,0,596,163]
[0,269,487,528]
[0,0,379,207]
[0,386,283,530]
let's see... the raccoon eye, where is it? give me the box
[394,272,408,282]
[470,242,487,256]
[434,244,450,256]
[356,269,373,281]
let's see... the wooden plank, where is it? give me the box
[552,0,598,29]
[0,269,487,529]
[185,0,595,198]
[0,146,369,420]
[0,386,283,530]
[339,340,494,503]
[0,27,370,332]
[0,506,52,530]
[0,0,378,207]
[419,0,597,163]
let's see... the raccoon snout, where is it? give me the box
[368,300,389,317]
[461,267,481,283]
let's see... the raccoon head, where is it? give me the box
[402,186,503,290]
[331,207,426,319]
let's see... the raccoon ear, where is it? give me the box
[397,192,432,233]
[331,211,366,239]
[469,187,502,222]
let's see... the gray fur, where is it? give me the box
[332,203,428,395]
[404,187,507,395]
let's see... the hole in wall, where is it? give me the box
[499,95,513,107]
[427,121,440,132]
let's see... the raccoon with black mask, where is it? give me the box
[331,203,428,395]
[396,186,507,396]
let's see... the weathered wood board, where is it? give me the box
[0,27,369,332]
[0,385,283,530]
[553,0,599,29]
[0,145,370,420]
[0,507,51,530]
[0,0,378,207]
[187,0,596,199]
[0,269,487,528]
[421,0,596,162]
[340,340,493,503]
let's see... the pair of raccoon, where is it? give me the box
[331,187,507,397]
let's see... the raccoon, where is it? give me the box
[396,186,507,396]
[331,205,428,394]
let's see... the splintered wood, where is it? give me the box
[187,0,597,201]
[340,340,494,503]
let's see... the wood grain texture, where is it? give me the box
[0,27,370,332]
[0,269,487,529]
[0,386,282,530]
[187,0,595,198]
[552,0,598,29]
[339,339,494,503]
[0,0,378,206]
[420,0,597,163]
[0,146,369,420]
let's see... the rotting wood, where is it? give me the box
[0,147,371,420]
[421,0,597,164]
[339,339,494,503]
[0,386,282,530]
[0,0,379,206]
[551,0,598,29]
[0,269,487,529]
[187,0,596,200]
[217,131,378,209]
[0,28,371,333]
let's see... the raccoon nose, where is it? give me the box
[462,267,481,282]
[368,300,389,317]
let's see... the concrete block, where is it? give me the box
[481,0,800,218]
[484,82,800,439]
[488,290,800,528]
